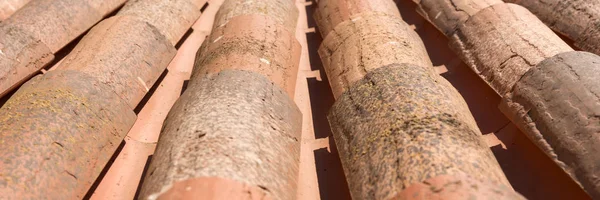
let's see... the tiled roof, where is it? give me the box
[0,0,597,199]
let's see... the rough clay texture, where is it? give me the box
[0,0,126,96]
[0,24,53,97]
[313,0,401,38]
[57,15,176,108]
[448,3,572,96]
[318,13,433,99]
[4,0,108,52]
[140,71,302,200]
[328,64,510,199]
[156,177,271,200]
[416,0,600,197]
[501,51,600,199]
[213,0,298,34]
[506,0,600,55]
[0,70,136,199]
[117,0,204,45]
[86,0,127,16]
[393,175,525,200]
[413,0,502,36]
[0,0,200,198]
[194,14,301,97]
[0,0,31,20]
